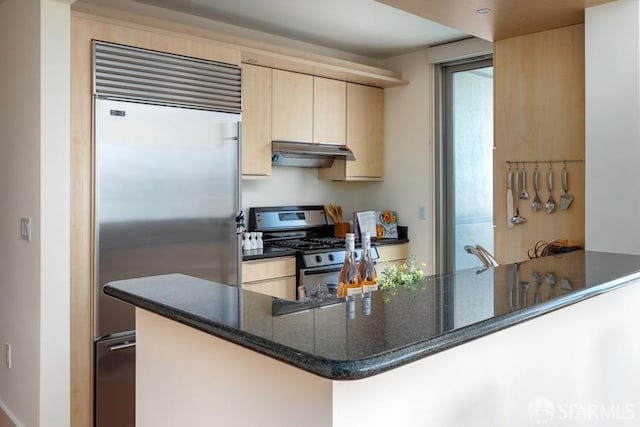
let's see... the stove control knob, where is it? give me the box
[328,254,335,262]
[315,255,322,264]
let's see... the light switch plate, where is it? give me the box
[20,217,31,241]
[417,205,426,221]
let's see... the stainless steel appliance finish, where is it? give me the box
[248,205,377,296]
[94,98,241,337]
[95,334,136,427]
[299,247,378,296]
[93,41,242,112]
[94,97,241,426]
[252,206,328,231]
[271,141,355,168]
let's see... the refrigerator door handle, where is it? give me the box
[237,120,243,286]
[110,341,136,352]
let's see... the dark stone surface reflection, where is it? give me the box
[105,251,640,379]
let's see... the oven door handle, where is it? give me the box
[302,267,342,276]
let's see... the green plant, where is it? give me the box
[378,255,426,290]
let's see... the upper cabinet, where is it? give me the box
[244,68,382,180]
[272,70,346,145]
[313,77,346,145]
[242,64,272,178]
[318,83,383,181]
[272,69,313,142]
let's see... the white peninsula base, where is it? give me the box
[136,281,640,427]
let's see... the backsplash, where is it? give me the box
[242,167,375,222]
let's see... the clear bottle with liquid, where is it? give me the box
[338,233,362,297]
[358,232,378,292]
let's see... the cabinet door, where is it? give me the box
[313,77,346,145]
[318,83,383,181]
[242,276,296,301]
[242,64,272,178]
[242,257,296,300]
[272,69,313,142]
[376,243,408,264]
[242,257,296,282]
[376,243,408,275]
[346,83,383,179]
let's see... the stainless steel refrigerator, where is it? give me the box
[93,97,241,426]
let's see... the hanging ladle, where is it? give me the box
[545,164,556,214]
[531,164,542,212]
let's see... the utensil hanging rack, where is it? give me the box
[505,159,583,166]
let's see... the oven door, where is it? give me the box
[299,267,341,299]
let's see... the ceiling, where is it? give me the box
[378,0,615,41]
[92,0,615,59]
[130,0,468,59]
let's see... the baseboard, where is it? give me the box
[0,399,22,427]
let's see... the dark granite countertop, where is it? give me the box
[241,238,408,261]
[242,246,297,261]
[104,250,640,380]
[371,237,409,246]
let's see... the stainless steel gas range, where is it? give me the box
[248,205,378,298]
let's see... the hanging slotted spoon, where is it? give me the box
[531,165,542,212]
[519,164,529,199]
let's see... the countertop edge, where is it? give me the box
[104,269,640,381]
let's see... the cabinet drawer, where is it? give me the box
[242,276,296,301]
[376,243,408,263]
[242,257,296,282]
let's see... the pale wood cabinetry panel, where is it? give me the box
[494,25,585,264]
[272,69,313,142]
[318,83,383,181]
[243,276,297,301]
[241,64,272,178]
[242,257,296,300]
[313,77,346,145]
[242,257,295,282]
[377,243,408,274]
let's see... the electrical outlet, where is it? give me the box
[20,217,31,242]
[5,343,11,369]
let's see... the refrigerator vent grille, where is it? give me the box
[93,41,241,112]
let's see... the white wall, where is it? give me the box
[39,1,71,425]
[361,38,492,272]
[0,1,43,424]
[0,0,71,425]
[368,50,435,270]
[243,168,377,222]
[585,0,640,255]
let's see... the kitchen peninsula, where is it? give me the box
[105,251,640,427]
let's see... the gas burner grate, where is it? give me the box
[306,237,346,247]
[267,239,335,251]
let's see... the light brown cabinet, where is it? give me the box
[376,243,408,272]
[318,83,383,181]
[242,256,297,300]
[313,77,346,145]
[272,69,313,142]
[241,64,272,178]
[245,67,383,179]
[272,70,346,145]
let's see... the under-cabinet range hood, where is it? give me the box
[271,141,355,168]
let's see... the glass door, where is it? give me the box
[437,58,494,273]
